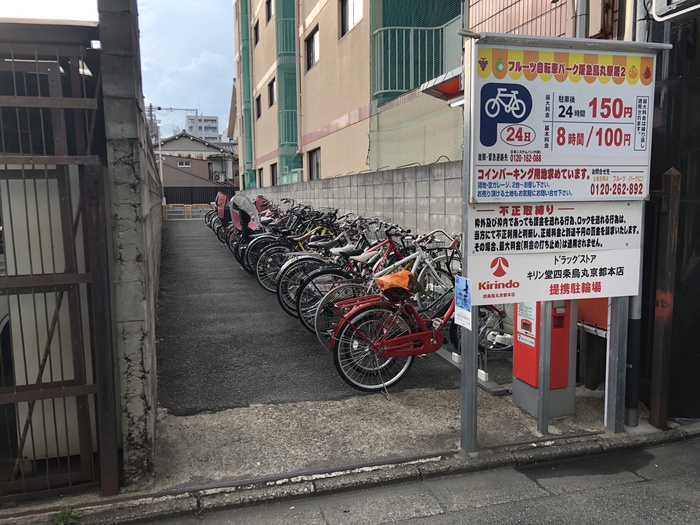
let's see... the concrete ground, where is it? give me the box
[0,219,690,524]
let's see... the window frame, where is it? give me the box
[308,148,321,180]
[270,162,277,186]
[340,0,363,37]
[305,26,320,71]
[255,95,262,119]
[265,0,275,22]
[268,78,276,107]
[257,167,263,188]
[177,160,192,168]
[253,20,260,45]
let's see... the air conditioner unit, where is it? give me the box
[214,174,221,182]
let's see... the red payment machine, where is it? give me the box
[512,300,575,418]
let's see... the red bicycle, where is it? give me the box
[330,271,455,392]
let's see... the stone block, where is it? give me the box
[430,162,446,180]
[416,213,430,233]
[415,166,430,181]
[416,181,430,200]
[99,11,138,57]
[115,280,147,322]
[104,99,140,139]
[100,55,138,98]
[430,196,445,216]
[404,180,416,198]
[444,160,462,180]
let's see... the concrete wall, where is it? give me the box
[99,0,163,487]
[243,160,462,236]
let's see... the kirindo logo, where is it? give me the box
[490,256,509,277]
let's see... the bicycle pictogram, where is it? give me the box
[484,88,527,119]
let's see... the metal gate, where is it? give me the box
[0,21,119,501]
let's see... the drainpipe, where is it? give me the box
[623,0,651,428]
[573,0,590,38]
[295,0,304,180]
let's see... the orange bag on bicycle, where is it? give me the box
[375,270,420,302]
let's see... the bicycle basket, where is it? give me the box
[375,270,420,302]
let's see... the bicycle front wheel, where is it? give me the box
[276,257,326,317]
[314,281,371,350]
[333,305,415,392]
[416,266,454,318]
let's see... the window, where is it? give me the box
[177,160,191,168]
[253,21,260,45]
[266,0,275,22]
[305,27,320,70]
[268,78,276,107]
[308,148,321,180]
[255,95,262,119]
[270,163,277,186]
[340,0,363,36]
[257,168,263,188]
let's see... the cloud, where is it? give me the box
[138,0,235,136]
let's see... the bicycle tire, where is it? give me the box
[255,243,291,292]
[244,235,277,275]
[275,257,327,317]
[234,237,247,266]
[314,281,371,351]
[333,305,415,392]
[295,267,352,333]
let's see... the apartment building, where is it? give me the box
[231,1,597,190]
[185,114,220,142]
[233,0,474,189]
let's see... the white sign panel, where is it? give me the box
[471,44,657,202]
[468,201,643,255]
[469,249,640,305]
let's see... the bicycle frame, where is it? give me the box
[331,296,456,358]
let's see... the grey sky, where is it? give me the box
[0,0,236,138]
[139,1,236,137]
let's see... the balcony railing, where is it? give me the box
[278,109,297,146]
[372,15,461,99]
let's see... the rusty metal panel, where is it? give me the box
[0,27,118,502]
[649,169,681,428]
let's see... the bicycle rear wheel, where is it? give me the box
[314,281,370,350]
[295,267,351,333]
[333,305,415,392]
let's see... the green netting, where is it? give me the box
[239,0,256,189]
[369,93,463,170]
[275,0,302,185]
[370,0,461,105]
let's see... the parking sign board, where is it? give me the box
[471,41,658,203]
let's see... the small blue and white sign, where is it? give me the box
[455,276,472,330]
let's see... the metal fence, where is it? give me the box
[0,21,118,502]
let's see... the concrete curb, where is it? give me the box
[2,428,699,525]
